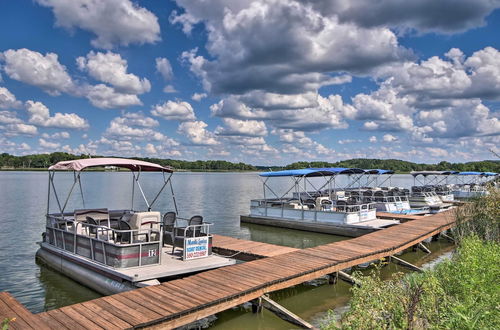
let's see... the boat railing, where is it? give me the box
[44,216,162,268]
[250,198,376,221]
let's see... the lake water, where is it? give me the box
[0,171,453,328]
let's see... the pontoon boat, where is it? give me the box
[240,168,400,237]
[36,158,235,295]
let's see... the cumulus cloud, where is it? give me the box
[215,118,267,137]
[151,100,196,121]
[25,100,89,129]
[36,0,160,49]
[273,129,333,156]
[375,47,500,102]
[77,51,151,94]
[156,57,174,81]
[416,99,500,139]
[4,123,38,136]
[175,0,409,95]
[85,84,142,109]
[382,134,398,142]
[42,131,70,139]
[211,93,352,132]
[191,93,207,102]
[177,121,218,145]
[104,113,177,146]
[1,48,74,95]
[311,0,500,34]
[39,138,61,149]
[0,111,22,124]
[163,85,177,93]
[0,87,22,109]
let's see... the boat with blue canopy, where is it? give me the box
[449,171,498,198]
[241,168,400,237]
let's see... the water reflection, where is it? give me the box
[37,260,100,311]
[241,223,347,248]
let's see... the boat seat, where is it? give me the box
[129,212,161,241]
[74,208,110,235]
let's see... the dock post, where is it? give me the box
[328,272,338,285]
[417,242,431,254]
[260,295,314,329]
[338,271,361,287]
[251,297,263,313]
[440,232,455,243]
[390,256,423,272]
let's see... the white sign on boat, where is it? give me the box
[184,237,209,260]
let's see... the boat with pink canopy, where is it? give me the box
[36,157,235,295]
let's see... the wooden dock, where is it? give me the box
[212,234,298,260]
[1,210,456,329]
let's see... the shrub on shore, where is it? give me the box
[322,191,500,329]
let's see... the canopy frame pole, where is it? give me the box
[377,174,393,188]
[149,171,172,210]
[77,172,85,209]
[279,177,300,201]
[303,176,322,199]
[260,177,282,201]
[343,173,364,189]
[61,171,79,214]
[315,175,335,196]
[49,170,64,217]
[131,171,135,210]
[168,174,178,214]
[134,168,151,210]
[46,171,52,216]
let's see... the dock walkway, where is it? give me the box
[1,210,456,329]
[212,234,298,260]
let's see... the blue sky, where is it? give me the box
[0,0,499,165]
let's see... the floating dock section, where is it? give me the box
[1,210,456,329]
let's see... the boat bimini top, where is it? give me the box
[259,167,365,177]
[47,158,177,217]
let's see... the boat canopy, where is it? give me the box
[364,169,395,175]
[411,171,459,176]
[481,172,497,176]
[48,157,173,172]
[259,167,365,177]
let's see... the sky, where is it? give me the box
[0,0,499,165]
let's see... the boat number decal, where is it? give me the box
[148,249,157,257]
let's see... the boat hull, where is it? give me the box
[240,215,392,237]
[36,246,137,296]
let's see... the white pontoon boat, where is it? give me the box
[36,158,235,295]
[450,171,497,199]
[240,168,399,237]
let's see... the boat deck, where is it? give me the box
[40,243,235,282]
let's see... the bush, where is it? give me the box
[322,236,500,329]
[453,188,500,243]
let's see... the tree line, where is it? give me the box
[0,152,256,171]
[0,153,498,173]
[283,158,500,173]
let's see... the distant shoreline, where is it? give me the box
[0,168,259,173]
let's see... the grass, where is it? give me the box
[321,189,500,330]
